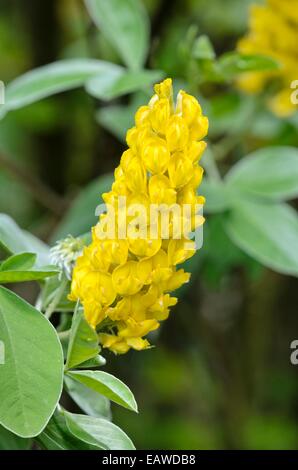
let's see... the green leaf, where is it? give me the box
[96,104,132,142]
[226,146,298,201]
[225,200,298,277]
[39,275,73,314]
[64,410,135,450]
[0,424,31,450]
[0,254,59,284]
[206,92,257,137]
[0,214,50,266]
[0,287,63,437]
[192,35,216,60]
[64,375,111,419]
[219,52,280,79]
[86,69,164,101]
[2,59,124,115]
[51,174,114,241]
[0,266,60,283]
[36,410,100,450]
[96,91,149,142]
[66,370,138,412]
[200,179,230,213]
[85,0,149,70]
[0,252,36,271]
[65,304,99,370]
[77,354,106,368]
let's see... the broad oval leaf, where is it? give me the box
[0,424,31,450]
[36,410,100,450]
[64,375,111,419]
[85,0,149,70]
[96,91,149,143]
[225,200,298,276]
[86,69,164,101]
[3,59,124,114]
[66,370,138,412]
[0,253,59,283]
[219,52,280,79]
[225,146,298,201]
[65,304,99,370]
[0,287,64,437]
[64,411,135,450]
[0,253,36,271]
[192,35,216,60]
[0,266,60,284]
[77,354,106,368]
[0,214,50,266]
[200,179,230,213]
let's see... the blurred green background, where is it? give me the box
[0,0,298,450]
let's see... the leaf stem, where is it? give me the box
[58,329,71,340]
[45,278,68,320]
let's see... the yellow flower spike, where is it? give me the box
[166,115,189,152]
[112,260,146,296]
[135,105,151,127]
[269,0,298,24]
[168,153,193,188]
[168,239,196,266]
[149,174,176,205]
[120,149,135,170]
[128,237,162,258]
[154,78,173,101]
[138,249,172,285]
[188,165,204,189]
[187,140,207,163]
[112,166,130,196]
[123,155,147,194]
[177,90,202,126]
[150,98,171,134]
[141,137,171,174]
[148,294,178,321]
[70,77,208,354]
[126,127,138,149]
[79,271,116,306]
[96,239,128,266]
[136,125,154,148]
[126,193,151,227]
[189,115,209,141]
[177,187,195,205]
[99,333,131,355]
[269,88,297,117]
[118,318,160,338]
[237,0,298,117]
[102,190,118,206]
[164,269,191,291]
[106,297,131,322]
[88,246,110,273]
[83,300,106,328]
[125,337,151,351]
[130,285,160,315]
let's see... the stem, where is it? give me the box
[58,329,71,340]
[34,291,43,310]
[45,278,68,320]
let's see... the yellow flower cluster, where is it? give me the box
[237,0,298,116]
[69,78,208,354]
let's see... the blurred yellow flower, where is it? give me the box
[69,78,208,354]
[237,0,298,116]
